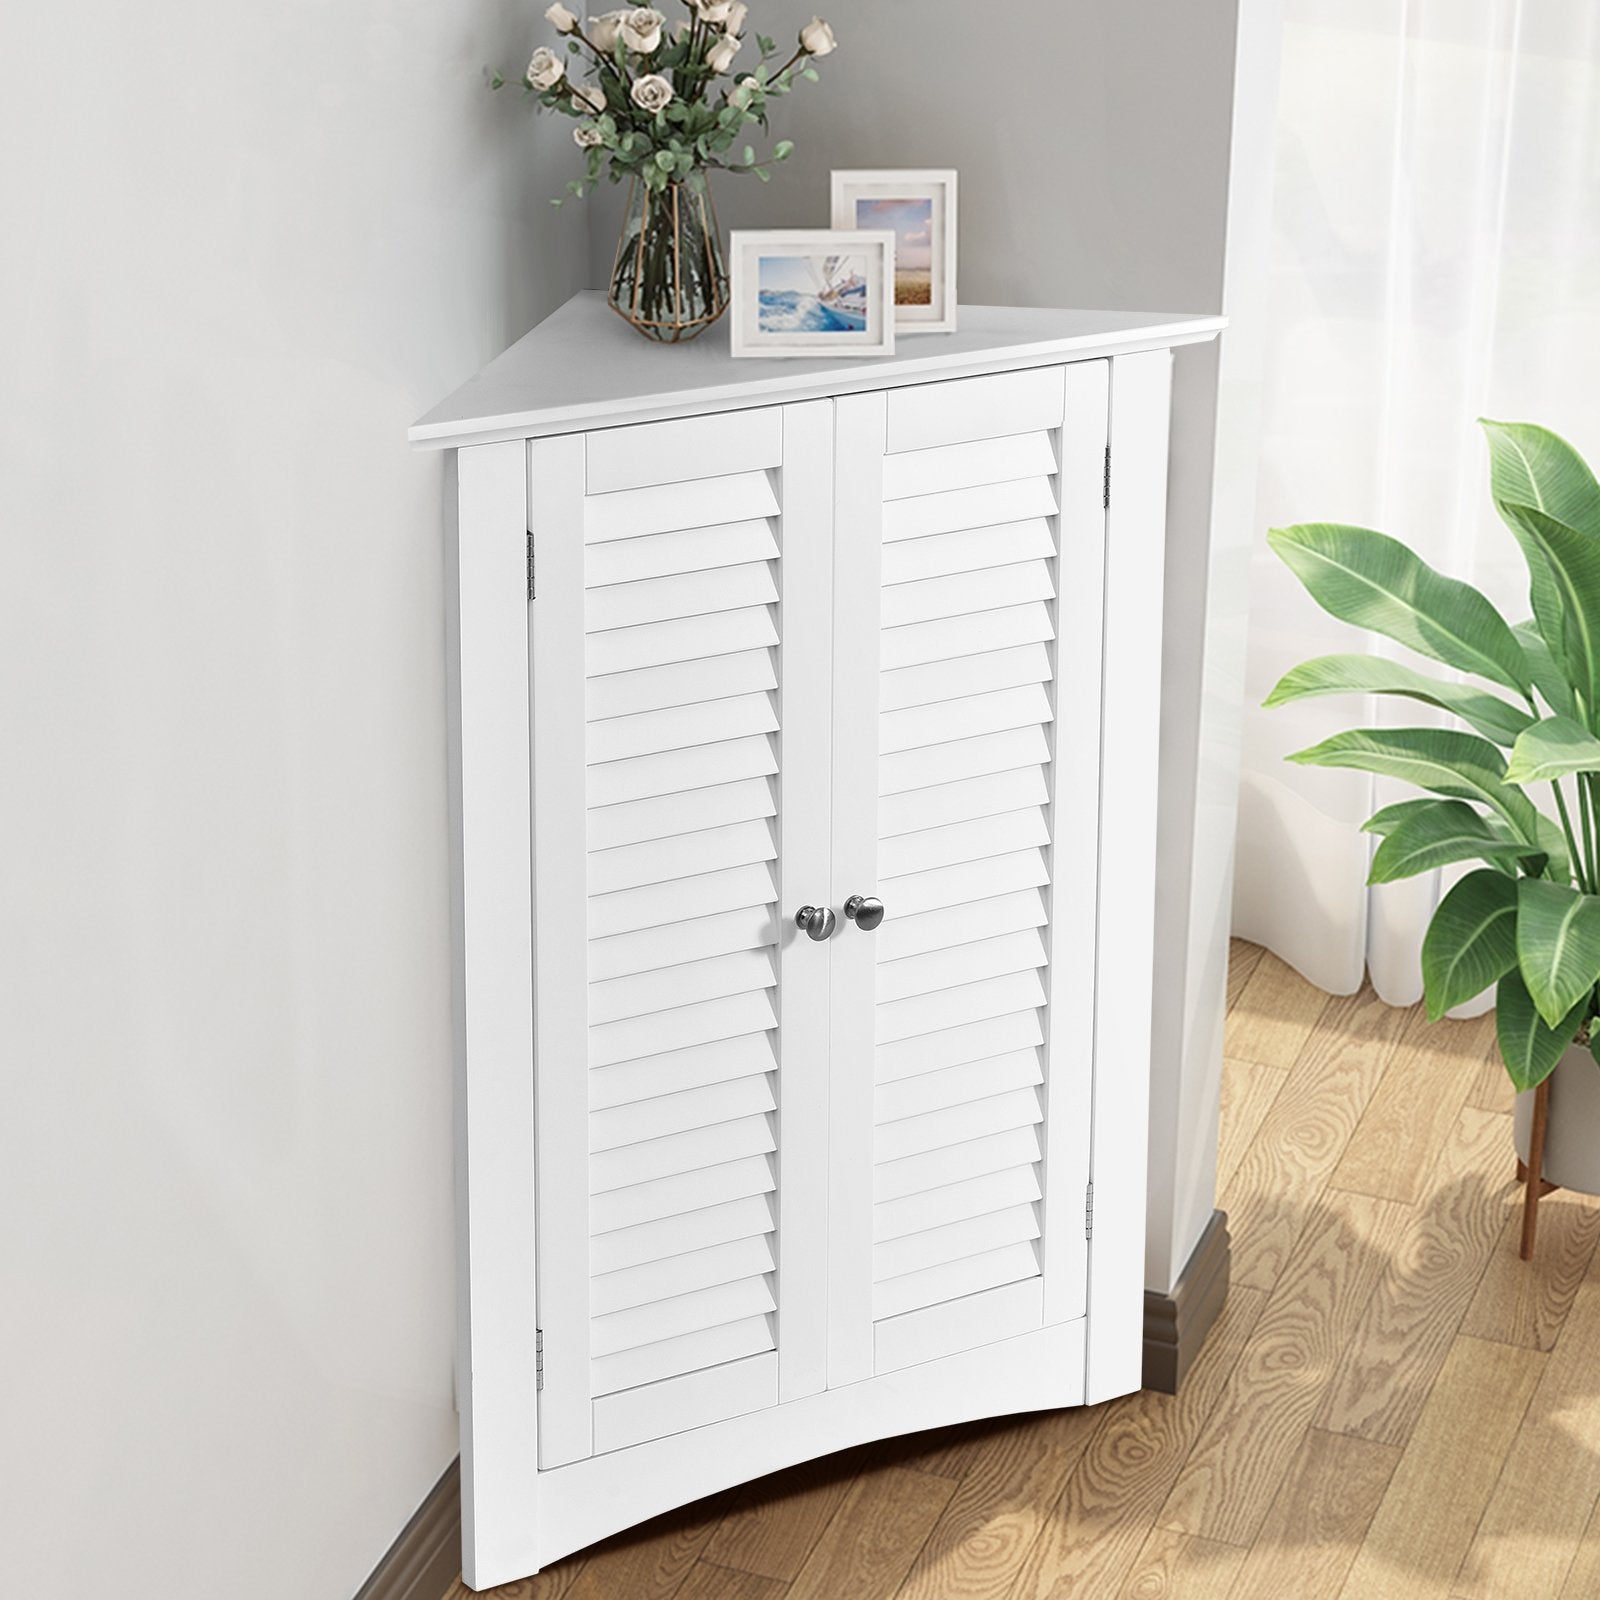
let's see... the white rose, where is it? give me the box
[729,73,761,108]
[798,16,836,55]
[693,0,732,21]
[544,2,579,33]
[630,72,674,112]
[724,2,749,35]
[588,10,626,51]
[706,32,741,73]
[570,80,606,113]
[526,46,565,89]
[619,7,666,53]
[574,124,605,147]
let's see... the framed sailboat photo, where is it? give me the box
[729,229,896,358]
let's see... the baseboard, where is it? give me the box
[352,1459,461,1600]
[1142,1209,1230,1395]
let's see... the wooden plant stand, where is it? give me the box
[1515,1076,1559,1260]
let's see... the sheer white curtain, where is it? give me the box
[1234,0,1600,1003]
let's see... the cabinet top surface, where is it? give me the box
[410,292,1223,449]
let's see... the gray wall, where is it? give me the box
[0,2,586,1596]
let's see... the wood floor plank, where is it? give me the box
[1112,1528,1246,1599]
[1330,1007,1492,1204]
[561,1493,733,1600]
[1000,1286,1267,1600]
[894,1407,1102,1600]
[1222,986,1411,1293]
[1558,1493,1600,1600]
[1458,1193,1600,1351]
[1466,1029,1513,1114]
[1215,1059,1288,1192]
[1314,1106,1509,1445]
[1336,1335,1544,1600]
[442,1575,577,1600]
[1156,1187,1410,1547]
[1224,949,1330,1068]
[1226,939,1265,1014]
[703,1449,864,1582]
[677,1563,790,1600]
[785,1468,957,1600]
[1228,1427,1399,1600]
[1455,1277,1600,1598]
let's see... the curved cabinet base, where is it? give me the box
[516,1317,1086,1582]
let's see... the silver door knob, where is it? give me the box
[844,895,885,931]
[795,905,837,941]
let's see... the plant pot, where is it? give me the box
[607,174,729,343]
[1513,1042,1600,1195]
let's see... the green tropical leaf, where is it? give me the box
[1504,715,1600,784]
[1264,653,1533,745]
[1482,420,1600,663]
[1288,727,1541,846]
[1514,620,1578,719]
[1515,877,1600,1027]
[1368,800,1529,884]
[1503,505,1600,725]
[1495,967,1588,1091]
[1362,798,1447,837]
[1268,523,1532,695]
[1421,869,1519,1021]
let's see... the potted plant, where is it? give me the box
[1265,420,1600,1256]
[496,2,837,342]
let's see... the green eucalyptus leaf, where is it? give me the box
[1422,869,1520,1021]
[773,139,794,161]
[1502,504,1600,725]
[1368,800,1529,884]
[1496,967,1588,1091]
[1515,877,1600,1027]
[1288,727,1541,846]
[1504,715,1600,784]
[1268,523,1531,695]
[1264,653,1533,746]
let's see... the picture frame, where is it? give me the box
[830,169,958,334]
[729,229,897,359]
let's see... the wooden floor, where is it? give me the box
[447,942,1600,1600]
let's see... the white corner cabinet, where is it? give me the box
[412,293,1224,1589]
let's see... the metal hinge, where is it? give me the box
[1103,446,1111,510]
[1085,1180,1095,1241]
[536,1327,544,1392]
[527,530,536,601]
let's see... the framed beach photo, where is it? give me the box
[830,170,958,333]
[729,230,897,359]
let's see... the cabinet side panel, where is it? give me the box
[1085,350,1172,1404]
[1040,360,1110,1324]
[452,440,542,1589]
[529,432,596,1468]
[775,401,835,1403]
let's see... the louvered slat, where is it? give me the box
[588,692,778,765]
[589,988,778,1068]
[876,806,1049,878]
[873,1204,1042,1282]
[880,685,1054,755]
[875,1048,1045,1126]
[881,520,1056,586]
[879,728,1051,796]
[590,1315,775,1398]
[878,767,1049,837]
[877,929,1048,1005]
[589,1031,777,1111]
[589,1152,776,1235]
[590,1275,777,1358]
[878,848,1049,920]
[879,561,1054,630]
[875,1088,1044,1165]
[880,645,1053,713]
[590,1193,776,1275]
[880,602,1054,672]
[589,1113,776,1194]
[591,1234,777,1316]
[873,1241,1041,1320]
[589,860,778,939]
[588,649,777,721]
[588,817,778,897]
[875,1007,1044,1084]
[881,478,1059,543]
[589,904,779,985]
[590,947,777,1025]
[589,734,778,809]
[875,1125,1043,1203]
[588,777,776,853]
[591,1073,776,1153]
[586,520,779,587]
[588,561,778,633]
[874,1164,1042,1243]
[876,969,1048,1046]
[875,889,1048,964]
[585,471,780,542]
[882,433,1058,501]
[587,605,779,677]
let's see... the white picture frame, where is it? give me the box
[729,229,897,359]
[830,169,958,334]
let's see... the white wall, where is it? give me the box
[0,2,585,1596]
[589,0,1269,1297]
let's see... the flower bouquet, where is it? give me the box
[497,3,838,341]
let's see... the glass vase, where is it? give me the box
[608,173,729,343]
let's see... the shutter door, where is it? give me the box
[532,406,833,1466]
[830,365,1110,1380]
